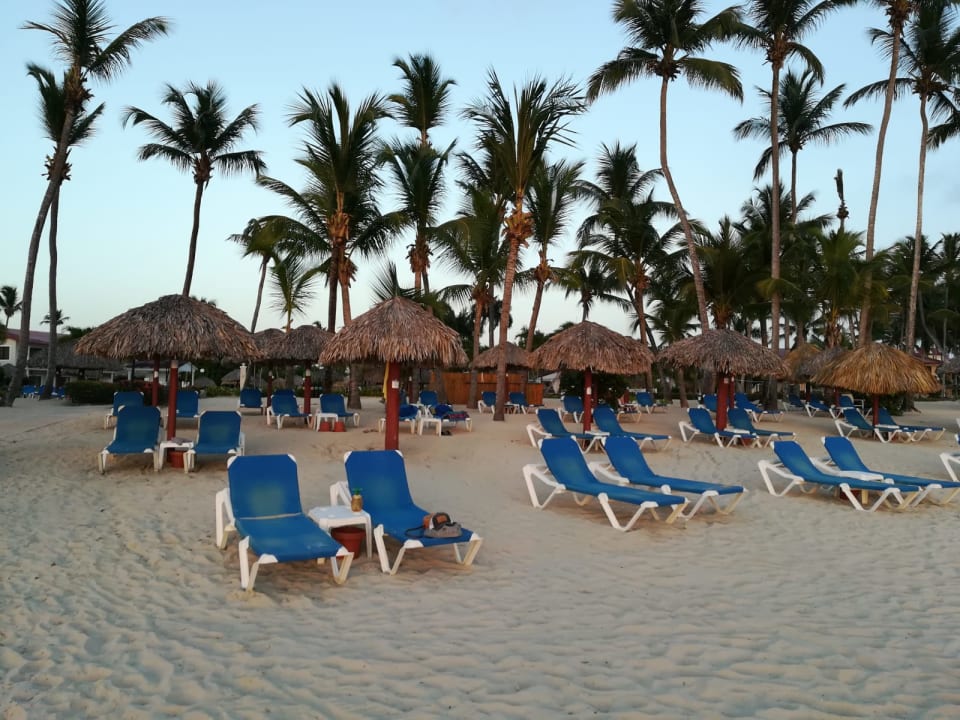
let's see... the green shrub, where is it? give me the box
[66,381,117,405]
[559,370,629,410]
[202,386,238,398]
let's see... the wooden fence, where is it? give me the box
[442,372,543,406]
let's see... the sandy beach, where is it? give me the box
[2,395,960,719]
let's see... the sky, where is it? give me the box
[3,1,958,342]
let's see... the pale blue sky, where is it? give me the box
[3,1,957,339]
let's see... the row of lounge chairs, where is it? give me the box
[104,389,201,429]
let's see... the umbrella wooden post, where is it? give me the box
[152,359,160,407]
[385,362,400,451]
[167,359,179,440]
[303,369,312,415]
[872,394,879,426]
[717,373,729,430]
[582,368,594,432]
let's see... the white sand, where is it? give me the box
[2,395,960,718]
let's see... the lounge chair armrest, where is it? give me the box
[678,421,698,443]
[521,463,565,509]
[329,479,350,506]
[940,452,960,483]
[587,460,628,485]
[526,423,549,448]
[757,459,805,497]
[834,419,856,438]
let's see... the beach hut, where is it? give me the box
[470,342,534,370]
[75,294,261,439]
[658,329,786,430]
[319,297,467,450]
[530,321,653,433]
[275,325,334,415]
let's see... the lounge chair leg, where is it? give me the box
[453,535,483,567]
[329,548,353,584]
[215,489,234,549]
[239,536,254,589]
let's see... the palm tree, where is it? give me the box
[462,71,584,420]
[7,0,169,406]
[41,309,69,327]
[556,253,629,321]
[389,53,456,149]
[588,0,743,332]
[733,68,872,222]
[122,81,265,296]
[227,218,282,333]
[1,286,22,328]
[270,253,322,333]
[646,261,699,406]
[935,232,960,352]
[699,217,762,330]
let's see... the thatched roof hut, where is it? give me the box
[658,329,786,377]
[275,325,334,363]
[811,343,940,396]
[530,321,653,375]
[797,345,847,380]
[75,294,261,362]
[45,338,127,372]
[471,342,533,370]
[320,297,468,367]
[783,342,821,381]
[253,328,286,360]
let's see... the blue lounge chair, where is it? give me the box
[727,407,794,447]
[98,405,161,473]
[784,393,807,412]
[184,410,245,473]
[591,435,745,518]
[560,395,584,423]
[507,391,536,414]
[104,390,145,429]
[216,454,352,590]
[679,407,760,447]
[876,407,945,441]
[635,390,668,413]
[341,449,483,574]
[175,389,200,422]
[238,387,264,415]
[592,405,672,450]
[734,392,783,423]
[701,394,719,414]
[522,437,687,529]
[834,407,906,443]
[268,392,313,429]
[526,408,604,453]
[434,404,472,431]
[757,440,921,511]
[805,397,832,418]
[320,393,360,427]
[379,403,421,435]
[418,390,439,414]
[821,436,957,505]
[21,384,37,398]
[477,391,497,414]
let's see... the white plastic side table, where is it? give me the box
[157,438,194,470]
[307,505,372,558]
[314,412,340,431]
[418,416,443,436]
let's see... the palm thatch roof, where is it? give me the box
[797,345,847,380]
[659,329,786,377]
[44,338,127,371]
[782,342,822,381]
[191,375,217,389]
[530,321,653,374]
[275,325,334,363]
[253,328,286,361]
[811,342,940,395]
[75,295,262,362]
[319,297,468,367]
[471,342,534,370]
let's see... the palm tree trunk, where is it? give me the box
[468,301,484,408]
[906,96,929,352]
[860,28,903,347]
[182,181,205,296]
[41,184,61,399]
[526,280,546,352]
[250,256,268,332]
[657,77,709,331]
[769,62,783,357]
[494,206,526,422]
[4,106,75,406]
[790,150,799,224]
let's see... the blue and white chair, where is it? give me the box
[98,405,161,473]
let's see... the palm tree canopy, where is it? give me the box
[389,53,456,144]
[27,63,105,153]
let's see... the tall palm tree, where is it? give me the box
[736,0,854,363]
[7,0,169,406]
[935,231,960,352]
[699,217,762,330]
[227,218,283,332]
[1,286,22,329]
[588,0,743,332]
[27,63,104,399]
[646,259,698,406]
[122,81,265,296]
[462,71,584,420]
[556,253,629,321]
[733,68,872,222]
[270,252,322,333]
[389,53,456,149]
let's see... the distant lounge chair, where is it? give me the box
[834,408,907,443]
[679,407,760,447]
[184,410,245,473]
[522,437,687,530]
[876,407,945,441]
[319,393,360,427]
[559,395,584,423]
[507,391,537,414]
[238,387,265,415]
[477,391,497,414]
[378,403,420,434]
[591,405,672,450]
[433,404,472,432]
[216,454,352,590]
[591,435,745,518]
[757,440,921,512]
[734,392,783,422]
[727,407,794,447]
[701,394,718,414]
[341,449,483,574]
[821,436,958,505]
[635,390,668,413]
[418,390,439,413]
[526,408,604,453]
[98,405,161,473]
[104,390,145,429]
[805,397,832,418]
[784,394,807,412]
[268,392,313,429]
[175,389,201,422]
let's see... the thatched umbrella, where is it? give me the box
[471,342,534,370]
[319,297,468,450]
[274,325,334,414]
[659,329,786,430]
[811,342,940,423]
[251,328,285,396]
[75,295,261,439]
[783,343,821,383]
[530,321,653,432]
[797,345,848,404]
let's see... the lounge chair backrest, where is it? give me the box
[239,387,262,408]
[320,394,348,415]
[537,408,569,436]
[399,403,419,420]
[113,390,144,415]
[877,408,896,426]
[114,405,161,444]
[480,391,496,407]
[177,390,199,415]
[434,404,454,418]
[688,407,718,434]
[197,410,242,446]
[636,391,654,406]
[228,454,302,519]
[604,435,656,480]
[772,441,822,477]
[592,406,622,434]
[702,394,718,413]
[419,390,439,408]
[728,407,756,432]
[562,396,584,414]
[822,436,871,473]
[271,393,300,414]
[842,407,872,429]
[344,450,416,515]
[274,388,296,397]
[839,395,856,409]
[509,391,526,406]
[540,437,597,487]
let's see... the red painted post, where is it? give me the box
[582,367,594,432]
[303,368,312,415]
[385,361,401,451]
[716,373,729,430]
[167,359,179,440]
